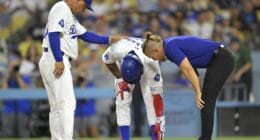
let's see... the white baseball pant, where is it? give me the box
[39,50,76,140]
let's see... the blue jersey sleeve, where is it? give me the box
[49,32,63,62]
[78,31,109,45]
[164,42,186,66]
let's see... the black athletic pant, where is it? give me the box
[199,47,234,140]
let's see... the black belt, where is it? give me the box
[43,48,72,62]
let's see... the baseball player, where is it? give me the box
[39,0,123,139]
[142,32,235,140]
[102,37,165,140]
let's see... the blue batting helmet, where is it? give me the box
[84,0,93,11]
[121,51,143,84]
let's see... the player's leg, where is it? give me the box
[150,75,165,140]
[114,79,134,140]
[146,62,165,140]
[199,48,234,140]
[140,74,165,140]
[39,58,62,140]
[140,79,156,140]
[39,58,76,140]
[54,63,76,140]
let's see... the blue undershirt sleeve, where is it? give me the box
[78,31,109,45]
[48,32,63,62]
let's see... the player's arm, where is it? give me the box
[78,31,126,45]
[76,21,125,44]
[102,46,130,99]
[166,44,204,109]
[49,32,63,62]
[78,31,109,44]
[47,5,66,77]
[106,63,121,78]
[179,57,205,109]
[48,32,64,77]
[102,45,123,78]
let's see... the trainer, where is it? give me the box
[142,32,234,140]
[39,0,124,139]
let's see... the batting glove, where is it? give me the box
[114,78,130,100]
[155,116,165,140]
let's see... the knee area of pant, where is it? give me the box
[116,99,131,107]
[150,86,163,94]
[52,102,76,111]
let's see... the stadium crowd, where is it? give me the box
[0,0,259,138]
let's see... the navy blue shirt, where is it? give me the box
[163,36,221,68]
[3,77,31,114]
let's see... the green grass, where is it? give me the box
[1,137,260,140]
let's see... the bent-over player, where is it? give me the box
[102,37,165,140]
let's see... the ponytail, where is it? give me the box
[142,32,162,52]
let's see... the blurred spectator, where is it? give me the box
[85,45,113,87]
[0,59,31,137]
[19,44,40,75]
[137,0,157,12]
[241,0,257,31]
[91,0,110,17]
[184,9,214,38]
[130,12,149,37]
[18,34,41,59]
[229,38,253,101]
[74,70,99,138]
[0,40,8,79]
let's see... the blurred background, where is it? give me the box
[0,0,260,139]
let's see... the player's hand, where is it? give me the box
[53,62,64,77]
[109,35,128,44]
[195,91,205,109]
[233,72,241,82]
[155,116,165,140]
[114,78,130,100]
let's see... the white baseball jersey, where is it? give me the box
[102,37,155,69]
[102,38,163,126]
[42,1,86,59]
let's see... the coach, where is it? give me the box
[39,0,123,139]
[142,32,234,140]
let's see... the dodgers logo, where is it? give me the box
[104,52,110,61]
[58,19,64,28]
[154,74,160,81]
[69,25,76,35]
[69,25,77,39]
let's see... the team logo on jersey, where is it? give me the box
[69,25,77,39]
[58,19,64,28]
[69,25,76,35]
[104,52,110,61]
[154,74,160,81]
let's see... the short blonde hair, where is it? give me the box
[142,32,162,52]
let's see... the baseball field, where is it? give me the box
[1,137,260,140]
